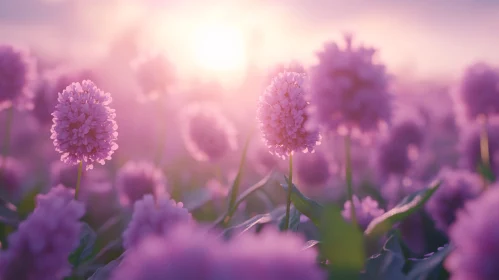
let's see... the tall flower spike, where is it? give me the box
[115,161,167,207]
[257,71,320,159]
[0,45,36,111]
[181,104,237,162]
[122,194,192,250]
[308,35,392,134]
[50,80,118,170]
[446,186,499,279]
[0,185,85,280]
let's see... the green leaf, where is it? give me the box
[477,163,495,182]
[220,214,273,239]
[183,188,212,212]
[361,233,407,280]
[17,187,40,219]
[281,179,323,226]
[302,240,320,251]
[278,206,301,232]
[69,223,97,268]
[320,204,365,279]
[364,180,441,241]
[88,257,122,280]
[406,244,452,280]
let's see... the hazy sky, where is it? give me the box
[1,0,498,81]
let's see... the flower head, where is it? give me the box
[446,186,499,280]
[0,44,36,111]
[257,71,320,159]
[295,150,330,187]
[308,34,392,134]
[50,80,118,170]
[116,161,167,206]
[426,169,481,233]
[182,104,237,162]
[342,195,385,230]
[455,62,499,120]
[390,120,425,148]
[0,185,85,280]
[122,194,192,250]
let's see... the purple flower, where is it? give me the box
[0,185,85,280]
[390,120,425,148]
[382,178,425,208]
[50,80,118,170]
[376,140,415,179]
[116,161,167,207]
[114,225,324,280]
[425,169,481,233]
[50,160,80,188]
[131,53,176,101]
[460,117,499,177]
[257,71,320,159]
[455,62,499,120]
[0,44,36,111]
[181,104,237,162]
[0,156,23,199]
[308,34,392,134]
[295,150,330,187]
[33,67,95,125]
[79,181,117,226]
[122,194,192,250]
[445,186,499,280]
[342,195,385,230]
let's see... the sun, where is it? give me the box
[190,24,247,72]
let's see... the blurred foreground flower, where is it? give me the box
[446,186,499,280]
[123,194,192,250]
[181,104,237,162]
[257,71,320,159]
[50,80,118,170]
[0,44,35,111]
[0,185,85,280]
[116,161,167,207]
[114,224,324,280]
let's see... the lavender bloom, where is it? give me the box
[426,169,481,233]
[0,45,35,111]
[33,68,95,125]
[390,120,424,148]
[122,194,192,250]
[376,140,414,179]
[295,150,330,187]
[0,185,85,280]
[182,104,237,162]
[0,157,23,199]
[50,80,118,170]
[342,195,385,230]
[116,161,167,207]
[461,117,499,177]
[456,62,499,120]
[308,34,392,134]
[382,178,425,208]
[114,225,323,280]
[445,186,499,280]
[257,72,320,159]
[131,53,176,101]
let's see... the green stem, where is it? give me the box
[1,107,13,169]
[283,154,293,231]
[75,162,83,200]
[480,116,490,190]
[344,134,358,229]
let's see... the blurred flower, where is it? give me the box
[50,80,118,170]
[426,169,481,233]
[265,61,306,85]
[130,53,176,101]
[342,195,385,230]
[382,177,425,208]
[122,194,192,250]
[181,104,237,162]
[79,181,117,227]
[308,34,392,134]
[0,156,23,200]
[257,71,320,159]
[455,62,499,120]
[446,186,499,279]
[50,160,80,188]
[295,150,330,187]
[114,224,323,280]
[376,140,414,179]
[33,67,95,125]
[0,185,85,280]
[460,117,499,178]
[390,120,425,148]
[0,44,36,111]
[116,161,167,207]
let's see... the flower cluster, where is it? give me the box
[50,80,118,170]
[257,71,320,158]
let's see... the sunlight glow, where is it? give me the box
[190,24,247,72]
